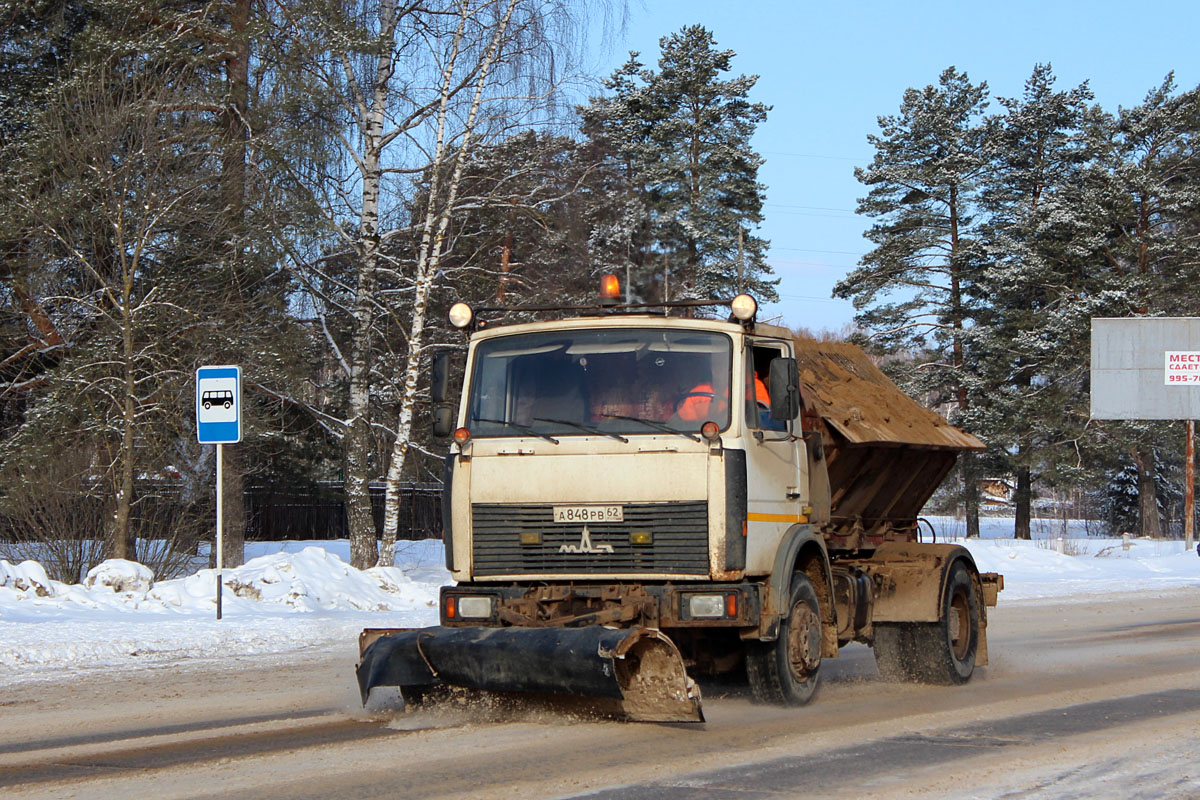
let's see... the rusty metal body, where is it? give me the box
[792,337,985,549]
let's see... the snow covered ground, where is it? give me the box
[1,518,1197,686]
[931,515,1200,602]
[0,539,449,685]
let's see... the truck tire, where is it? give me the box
[873,560,979,685]
[746,572,821,705]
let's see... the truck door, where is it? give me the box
[743,340,805,572]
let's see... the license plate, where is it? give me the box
[553,505,624,523]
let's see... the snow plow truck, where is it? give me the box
[357,282,1003,722]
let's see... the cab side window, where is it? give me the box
[745,343,788,431]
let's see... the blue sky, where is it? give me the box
[584,1,1199,333]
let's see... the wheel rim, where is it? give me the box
[948,588,971,661]
[786,600,820,682]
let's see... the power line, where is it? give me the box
[761,149,861,162]
[767,258,857,271]
[774,294,854,305]
[766,209,862,221]
[771,246,866,256]
[765,202,857,214]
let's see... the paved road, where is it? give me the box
[3,589,1199,799]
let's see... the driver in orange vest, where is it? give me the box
[754,371,788,430]
[754,373,770,408]
[677,382,728,422]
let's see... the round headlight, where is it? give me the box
[730,294,757,321]
[448,302,474,329]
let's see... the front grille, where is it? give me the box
[471,501,709,576]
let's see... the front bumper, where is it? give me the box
[440,582,762,629]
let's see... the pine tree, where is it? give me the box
[835,66,989,536]
[1087,76,1200,537]
[1101,462,1141,534]
[579,55,656,300]
[965,65,1103,539]
[441,131,611,306]
[581,26,776,302]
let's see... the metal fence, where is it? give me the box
[245,481,443,541]
[0,480,444,543]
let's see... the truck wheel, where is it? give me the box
[746,572,821,705]
[873,560,979,685]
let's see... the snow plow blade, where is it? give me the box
[356,625,703,723]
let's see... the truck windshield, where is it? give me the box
[466,328,733,438]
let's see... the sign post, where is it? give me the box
[196,365,243,619]
[1163,352,1198,552]
[1188,419,1195,552]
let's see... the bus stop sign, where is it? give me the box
[196,365,242,444]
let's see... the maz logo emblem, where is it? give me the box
[558,524,614,554]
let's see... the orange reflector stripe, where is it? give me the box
[725,592,738,618]
[746,512,809,523]
[445,596,456,619]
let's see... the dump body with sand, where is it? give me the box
[359,304,1002,720]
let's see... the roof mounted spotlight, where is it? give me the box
[730,294,757,323]
[448,302,474,329]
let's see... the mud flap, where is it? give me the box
[356,625,704,723]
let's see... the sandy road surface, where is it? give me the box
[3,589,1200,799]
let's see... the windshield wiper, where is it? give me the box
[472,417,559,445]
[600,413,700,442]
[534,417,629,443]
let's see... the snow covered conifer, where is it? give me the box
[582,26,776,303]
[836,67,988,536]
[965,65,1104,539]
[1087,76,1200,537]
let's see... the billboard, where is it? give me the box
[1091,318,1200,420]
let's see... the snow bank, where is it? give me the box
[0,559,60,598]
[956,535,1200,601]
[1,542,445,618]
[923,515,1200,602]
[0,541,448,681]
[85,559,154,593]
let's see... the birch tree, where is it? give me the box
[278,0,592,568]
[376,0,524,565]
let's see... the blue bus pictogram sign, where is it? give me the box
[196,366,242,443]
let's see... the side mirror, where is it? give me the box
[768,357,800,421]
[431,352,450,404]
[432,404,454,438]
